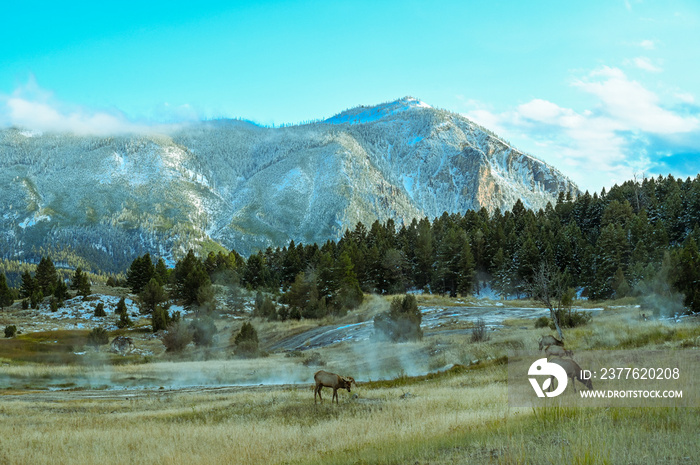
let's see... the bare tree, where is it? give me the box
[529,261,565,341]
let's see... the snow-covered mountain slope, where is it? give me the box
[0,97,578,271]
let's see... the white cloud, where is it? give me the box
[0,77,180,135]
[640,39,656,50]
[628,56,663,73]
[4,97,143,135]
[573,67,697,133]
[516,99,585,128]
[463,67,699,191]
[675,92,695,104]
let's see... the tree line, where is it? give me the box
[125,174,697,320]
[2,174,699,319]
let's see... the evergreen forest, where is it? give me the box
[3,175,700,319]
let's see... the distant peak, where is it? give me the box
[324,97,432,125]
[396,96,432,109]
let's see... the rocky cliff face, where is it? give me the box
[0,97,578,271]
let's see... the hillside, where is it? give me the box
[0,97,578,271]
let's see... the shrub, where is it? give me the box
[94,302,106,317]
[4,325,17,338]
[30,290,43,309]
[162,321,194,352]
[302,352,326,367]
[115,297,128,316]
[373,294,423,342]
[551,309,592,329]
[116,310,132,329]
[470,318,489,343]
[190,316,217,347]
[535,316,550,328]
[276,305,289,321]
[50,297,59,313]
[87,327,109,346]
[254,293,277,320]
[289,307,302,320]
[152,306,171,332]
[234,321,259,357]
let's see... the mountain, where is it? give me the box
[0,97,578,272]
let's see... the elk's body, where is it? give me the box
[314,370,355,404]
[538,335,563,351]
[544,344,573,358]
[549,358,592,393]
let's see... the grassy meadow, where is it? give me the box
[0,295,698,464]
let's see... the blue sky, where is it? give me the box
[1,0,698,191]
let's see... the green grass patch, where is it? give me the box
[0,330,99,364]
[617,324,700,349]
[363,358,507,389]
[303,404,699,465]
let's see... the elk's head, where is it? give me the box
[343,377,355,392]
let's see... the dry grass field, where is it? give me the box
[1,295,698,464]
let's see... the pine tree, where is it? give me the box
[242,252,268,289]
[612,267,631,298]
[53,279,69,303]
[71,267,91,298]
[155,258,169,286]
[234,321,259,356]
[414,217,434,290]
[117,310,132,329]
[127,254,155,294]
[140,278,168,314]
[491,247,511,297]
[515,234,540,295]
[316,251,338,306]
[675,237,700,313]
[20,271,36,299]
[0,273,13,309]
[35,256,57,295]
[152,306,170,332]
[380,248,407,295]
[116,297,132,328]
[174,250,211,305]
[337,251,363,310]
[282,240,302,285]
[457,240,475,296]
[591,223,629,299]
[115,297,128,315]
[94,302,106,317]
[434,227,469,297]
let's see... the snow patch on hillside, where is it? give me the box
[325,97,432,125]
[19,213,51,229]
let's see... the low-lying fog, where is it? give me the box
[3,305,605,392]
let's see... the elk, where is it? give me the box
[110,336,134,354]
[314,370,355,404]
[538,335,563,351]
[549,358,592,393]
[544,344,573,359]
